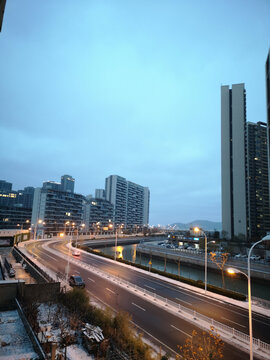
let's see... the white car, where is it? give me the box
[72,249,80,257]
[250,255,261,261]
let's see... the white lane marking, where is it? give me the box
[132,302,146,312]
[175,298,192,306]
[88,277,95,282]
[74,270,80,274]
[145,284,156,291]
[170,324,191,338]
[43,253,58,261]
[221,317,246,328]
[106,288,115,294]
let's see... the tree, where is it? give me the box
[177,328,224,360]
[209,252,229,288]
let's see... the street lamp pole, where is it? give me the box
[227,267,251,360]
[247,235,270,360]
[227,234,270,360]
[114,227,118,260]
[194,227,208,293]
[34,219,43,240]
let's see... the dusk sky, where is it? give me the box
[0,1,269,225]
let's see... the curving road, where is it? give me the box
[23,239,270,360]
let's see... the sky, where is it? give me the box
[0,0,269,225]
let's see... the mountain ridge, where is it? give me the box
[169,220,221,231]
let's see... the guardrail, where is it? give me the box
[13,246,54,283]
[43,243,270,359]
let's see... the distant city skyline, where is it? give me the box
[0,1,269,225]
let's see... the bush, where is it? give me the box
[59,289,154,359]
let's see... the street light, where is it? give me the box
[227,234,270,360]
[114,224,124,260]
[246,235,270,360]
[227,267,252,359]
[34,219,43,240]
[64,221,70,236]
[75,223,85,248]
[193,227,215,294]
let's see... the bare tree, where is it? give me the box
[210,252,229,288]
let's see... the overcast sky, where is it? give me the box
[0,0,269,225]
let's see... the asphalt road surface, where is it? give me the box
[24,239,270,360]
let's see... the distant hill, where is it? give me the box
[169,220,221,231]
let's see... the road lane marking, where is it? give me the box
[74,270,80,274]
[175,297,192,306]
[132,302,146,311]
[106,288,115,294]
[43,253,58,261]
[221,317,246,328]
[170,324,191,338]
[88,277,95,282]
[145,284,156,291]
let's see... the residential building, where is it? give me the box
[221,84,247,239]
[266,50,270,194]
[221,84,270,240]
[17,187,35,209]
[31,175,84,236]
[83,198,113,231]
[61,175,75,193]
[0,181,32,229]
[0,0,6,32]
[105,175,127,226]
[0,206,32,230]
[247,122,270,239]
[105,175,150,229]
[95,189,106,200]
[0,180,12,192]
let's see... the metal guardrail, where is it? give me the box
[43,244,270,358]
[13,246,53,283]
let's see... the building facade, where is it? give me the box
[247,122,270,240]
[221,84,247,239]
[31,176,84,236]
[0,181,33,229]
[83,198,113,231]
[221,84,270,240]
[105,175,150,229]
[266,50,270,196]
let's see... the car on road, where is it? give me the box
[72,249,80,256]
[69,275,85,288]
[250,255,261,261]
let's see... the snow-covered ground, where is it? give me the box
[37,302,94,360]
[0,309,38,360]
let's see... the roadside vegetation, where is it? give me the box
[59,288,155,359]
[177,328,224,360]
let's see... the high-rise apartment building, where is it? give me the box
[31,175,83,236]
[221,84,247,239]
[0,180,33,229]
[105,175,150,229]
[95,189,106,200]
[266,50,270,194]
[221,84,270,240]
[61,175,75,193]
[83,197,113,231]
[246,122,270,239]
